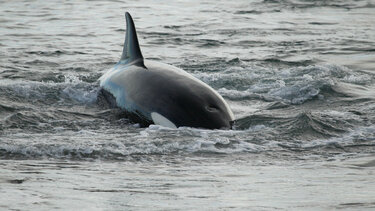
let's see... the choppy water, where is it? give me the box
[1,0,375,210]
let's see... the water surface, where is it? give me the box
[1,0,375,210]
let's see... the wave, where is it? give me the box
[0,74,99,106]
[259,0,374,10]
[194,63,375,104]
[235,110,360,138]
[0,75,103,133]
[1,124,374,160]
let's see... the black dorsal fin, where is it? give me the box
[120,12,144,66]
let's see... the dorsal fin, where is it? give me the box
[120,12,144,66]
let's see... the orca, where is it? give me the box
[99,12,234,129]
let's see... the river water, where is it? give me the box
[1,0,375,210]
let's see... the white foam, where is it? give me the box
[0,75,99,105]
[62,85,99,104]
[212,64,375,105]
[1,123,374,160]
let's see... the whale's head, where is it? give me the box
[177,86,235,129]
[142,65,235,129]
[151,94,234,129]
[187,99,235,129]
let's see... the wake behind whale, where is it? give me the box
[99,12,234,129]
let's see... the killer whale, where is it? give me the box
[99,12,234,129]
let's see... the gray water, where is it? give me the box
[1,0,375,210]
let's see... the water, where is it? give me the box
[1,0,375,210]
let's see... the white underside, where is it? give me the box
[151,112,177,129]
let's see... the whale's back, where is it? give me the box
[100,60,234,129]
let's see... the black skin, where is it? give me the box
[100,60,234,129]
[98,88,153,127]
